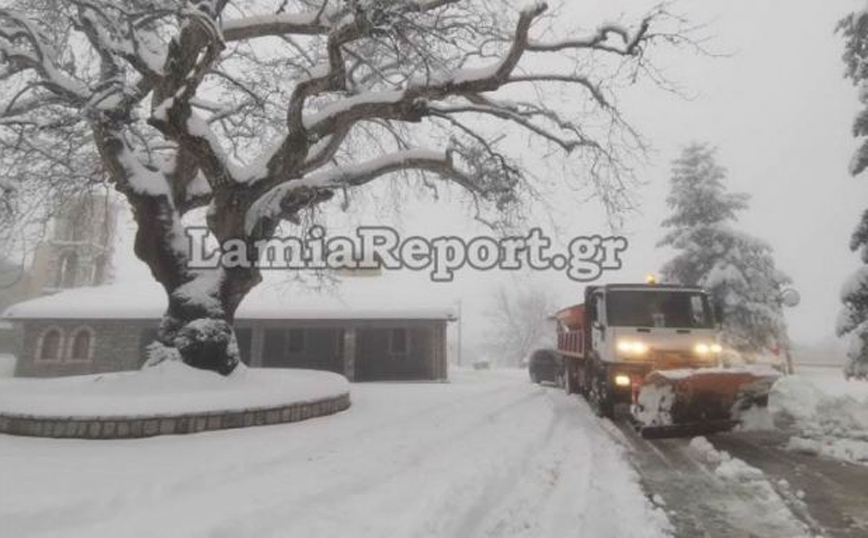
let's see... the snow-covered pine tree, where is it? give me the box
[659,143,792,359]
[837,7,868,380]
[836,215,868,380]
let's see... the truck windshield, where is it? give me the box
[606,290,714,329]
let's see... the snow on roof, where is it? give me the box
[2,282,457,322]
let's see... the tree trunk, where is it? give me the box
[128,191,262,375]
[93,121,265,376]
[157,267,259,375]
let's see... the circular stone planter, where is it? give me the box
[0,363,351,440]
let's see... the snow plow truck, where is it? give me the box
[555,282,779,438]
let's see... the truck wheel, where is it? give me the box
[588,364,614,418]
[581,359,594,398]
[577,360,589,397]
[565,362,577,394]
[556,370,566,389]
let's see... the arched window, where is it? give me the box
[56,251,79,288]
[67,327,94,362]
[37,327,64,362]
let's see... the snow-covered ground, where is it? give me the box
[0,362,348,417]
[772,365,868,465]
[0,368,669,538]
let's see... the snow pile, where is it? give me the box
[772,368,868,465]
[689,436,768,481]
[772,373,868,435]
[714,455,766,482]
[786,436,868,465]
[687,436,728,464]
[634,383,675,426]
[0,362,349,418]
[735,404,775,431]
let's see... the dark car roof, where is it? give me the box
[530,349,560,362]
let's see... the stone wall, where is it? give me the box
[12,317,450,382]
[14,319,156,377]
[0,393,351,439]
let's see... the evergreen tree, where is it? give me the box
[659,144,792,358]
[837,7,868,380]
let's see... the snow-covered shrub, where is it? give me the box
[144,341,182,368]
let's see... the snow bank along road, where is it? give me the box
[0,369,669,538]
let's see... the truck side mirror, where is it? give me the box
[593,321,606,337]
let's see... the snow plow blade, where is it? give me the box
[633,368,780,439]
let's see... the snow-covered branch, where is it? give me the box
[248,148,476,233]
[526,20,651,56]
[429,102,588,154]
[505,74,610,109]
[222,12,330,41]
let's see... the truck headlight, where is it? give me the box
[694,343,723,356]
[617,340,648,356]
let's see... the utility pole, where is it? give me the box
[456,299,463,368]
[779,288,801,375]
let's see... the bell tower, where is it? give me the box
[32,192,118,294]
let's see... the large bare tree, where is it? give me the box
[483,281,556,367]
[0,0,682,374]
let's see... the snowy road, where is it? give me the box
[611,412,868,538]
[0,369,667,538]
[713,431,868,537]
[611,422,814,538]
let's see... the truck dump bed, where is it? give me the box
[555,304,585,357]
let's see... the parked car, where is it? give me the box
[472,359,492,371]
[528,349,563,386]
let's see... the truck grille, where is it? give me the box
[653,351,692,369]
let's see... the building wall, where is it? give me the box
[355,323,439,381]
[14,319,156,378]
[13,318,449,382]
[0,325,16,356]
[248,319,447,381]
